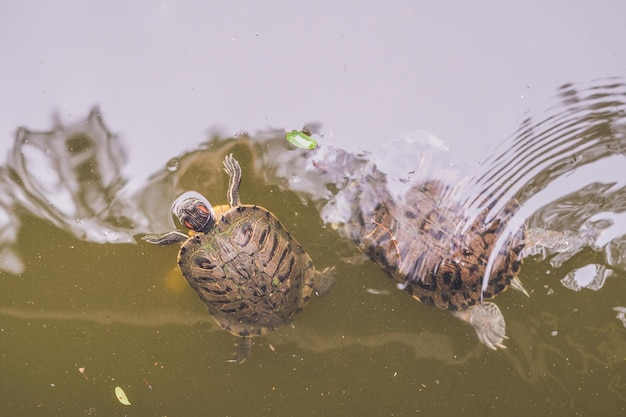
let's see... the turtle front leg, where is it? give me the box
[451,302,507,350]
[142,231,189,246]
[223,153,242,207]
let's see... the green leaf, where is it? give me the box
[285,130,319,150]
[115,386,131,406]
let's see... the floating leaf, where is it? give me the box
[285,130,318,150]
[114,386,131,406]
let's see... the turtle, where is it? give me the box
[310,137,530,350]
[143,154,334,363]
[356,179,528,349]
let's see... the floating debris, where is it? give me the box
[166,157,180,172]
[285,130,318,150]
[366,288,391,295]
[614,306,626,328]
[114,386,131,406]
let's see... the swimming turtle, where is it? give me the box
[311,136,530,350]
[143,154,334,362]
[358,179,528,349]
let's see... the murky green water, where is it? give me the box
[2,80,626,416]
[3,197,626,416]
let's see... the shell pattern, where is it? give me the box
[178,205,316,338]
[347,179,525,311]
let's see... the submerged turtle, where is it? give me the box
[143,154,334,362]
[311,136,530,350]
[358,179,528,349]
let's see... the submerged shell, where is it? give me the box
[359,180,524,311]
[178,205,316,337]
[314,134,525,312]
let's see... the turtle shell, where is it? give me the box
[357,179,525,312]
[177,204,316,338]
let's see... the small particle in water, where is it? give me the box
[366,288,390,295]
[143,378,153,390]
[78,367,89,380]
[166,157,180,172]
[393,372,398,377]
[114,386,131,406]
[551,330,558,336]
[268,343,276,352]
[285,130,319,150]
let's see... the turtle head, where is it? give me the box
[172,191,216,233]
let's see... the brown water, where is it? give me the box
[1,79,626,417]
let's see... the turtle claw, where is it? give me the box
[510,276,530,297]
[491,334,509,350]
[451,302,507,350]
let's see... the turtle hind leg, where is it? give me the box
[451,302,507,350]
[313,266,337,297]
[228,337,252,364]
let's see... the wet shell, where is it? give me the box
[358,180,524,311]
[177,205,316,337]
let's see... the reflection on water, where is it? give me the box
[1,78,626,415]
[0,108,134,273]
[616,306,626,328]
[0,306,212,328]
[478,80,626,272]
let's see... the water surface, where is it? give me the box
[1,79,626,417]
[1,2,626,416]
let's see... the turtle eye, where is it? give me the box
[195,203,210,215]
